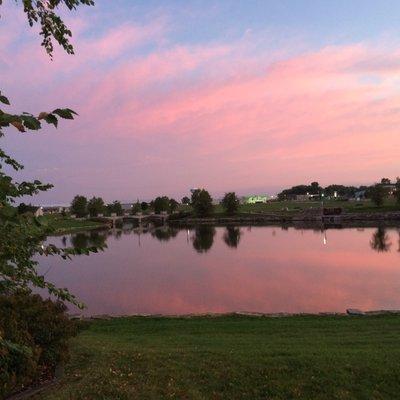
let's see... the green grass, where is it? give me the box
[38,214,108,234]
[178,199,400,217]
[39,314,400,400]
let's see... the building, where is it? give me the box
[42,206,70,214]
[294,194,309,201]
[121,203,134,214]
[353,190,366,201]
[243,195,269,204]
[33,207,44,217]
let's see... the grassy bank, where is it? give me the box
[176,199,400,217]
[39,314,400,399]
[38,214,108,234]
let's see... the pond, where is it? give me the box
[39,225,400,316]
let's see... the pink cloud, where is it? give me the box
[2,9,400,199]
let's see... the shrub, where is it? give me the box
[0,293,77,398]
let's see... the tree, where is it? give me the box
[131,201,141,214]
[369,184,386,207]
[153,196,170,214]
[169,198,179,213]
[106,201,123,216]
[381,178,391,185]
[17,203,37,214]
[3,1,95,57]
[141,201,148,211]
[71,195,87,217]
[221,192,240,215]
[310,181,321,194]
[181,196,190,205]
[0,0,99,305]
[191,189,213,216]
[0,2,97,396]
[395,178,400,204]
[87,197,105,217]
[278,182,322,200]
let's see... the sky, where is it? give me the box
[1,0,400,204]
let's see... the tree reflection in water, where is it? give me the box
[71,231,107,251]
[370,227,392,252]
[223,226,242,248]
[151,227,179,242]
[192,225,216,253]
[398,229,400,252]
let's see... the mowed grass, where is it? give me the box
[39,314,400,400]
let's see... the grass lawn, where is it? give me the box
[38,214,108,234]
[178,199,400,217]
[39,314,400,400]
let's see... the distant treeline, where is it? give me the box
[277,178,400,201]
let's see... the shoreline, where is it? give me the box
[168,210,400,227]
[69,309,400,321]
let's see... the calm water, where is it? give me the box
[39,225,400,316]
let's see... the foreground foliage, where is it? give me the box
[0,293,77,398]
[39,314,400,400]
[0,0,95,396]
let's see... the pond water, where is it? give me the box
[39,225,400,316]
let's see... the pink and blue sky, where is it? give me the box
[2,0,400,203]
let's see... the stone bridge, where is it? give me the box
[104,213,169,228]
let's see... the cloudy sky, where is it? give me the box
[2,0,400,203]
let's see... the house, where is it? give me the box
[294,194,309,201]
[381,183,396,196]
[121,203,134,214]
[33,207,44,217]
[42,206,70,214]
[353,190,366,201]
[243,195,269,204]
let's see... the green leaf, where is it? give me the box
[66,108,78,116]
[0,95,10,105]
[21,115,41,130]
[52,108,75,119]
[45,113,58,127]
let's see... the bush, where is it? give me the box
[0,293,77,398]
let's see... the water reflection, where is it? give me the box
[69,225,400,256]
[40,225,400,316]
[151,227,179,242]
[70,231,107,250]
[370,227,392,253]
[192,225,216,253]
[223,227,242,248]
